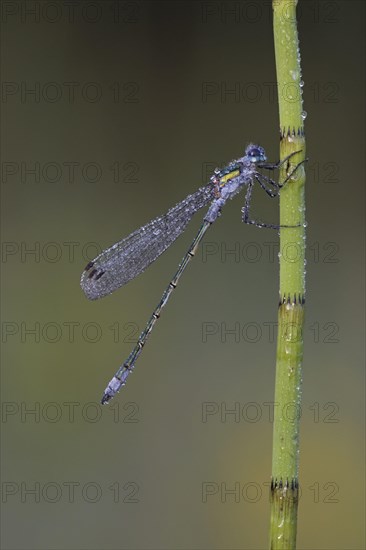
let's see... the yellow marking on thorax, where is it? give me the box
[219,169,240,187]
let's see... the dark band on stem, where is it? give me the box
[280,126,305,139]
[278,293,305,306]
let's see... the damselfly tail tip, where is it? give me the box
[101,392,113,405]
[101,387,117,405]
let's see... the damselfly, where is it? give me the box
[81,144,303,404]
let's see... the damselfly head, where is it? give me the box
[245,144,267,163]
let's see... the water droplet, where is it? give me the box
[301,110,307,120]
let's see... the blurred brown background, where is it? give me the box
[1,1,365,548]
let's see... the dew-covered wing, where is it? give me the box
[80,184,213,300]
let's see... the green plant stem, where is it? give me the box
[269,1,306,548]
